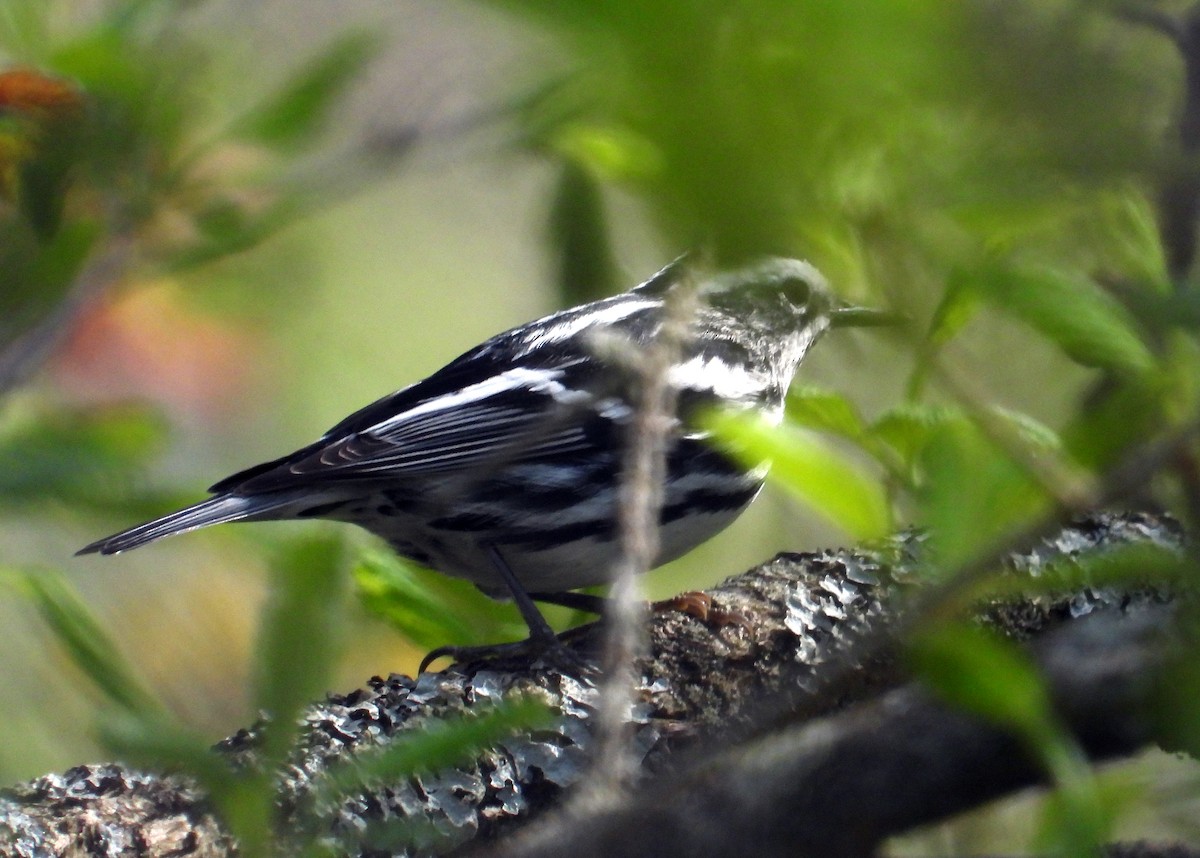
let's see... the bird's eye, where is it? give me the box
[778,275,811,306]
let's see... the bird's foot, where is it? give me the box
[418,633,595,676]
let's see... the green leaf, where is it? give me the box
[1091,190,1167,287]
[1060,374,1165,470]
[102,711,277,858]
[100,711,238,794]
[871,402,961,472]
[353,550,526,651]
[785,386,868,442]
[309,697,554,855]
[319,697,555,798]
[550,122,664,182]
[51,31,147,103]
[548,158,619,306]
[926,271,983,348]
[982,540,1187,604]
[910,622,1053,732]
[0,219,99,332]
[5,566,162,716]
[1035,780,1116,858]
[906,273,983,398]
[254,535,346,762]
[705,409,892,540]
[874,405,1068,572]
[917,419,1049,570]
[987,406,1062,452]
[239,31,379,150]
[976,261,1156,377]
[169,195,305,270]
[911,623,1110,856]
[0,405,179,518]
[873,404,1060,475]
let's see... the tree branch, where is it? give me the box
[0,512,1189,857]
[492,603,1178,858]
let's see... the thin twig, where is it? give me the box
[930,356,1097,508]
[582,269,700,795]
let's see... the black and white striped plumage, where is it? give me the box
[80,258,833,636]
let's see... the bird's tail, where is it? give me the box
[76,493,298,556]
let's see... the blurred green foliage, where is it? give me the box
[2,564,163,715]
[0,403,183,517]
[500,0,1200,851]
[307,697,555,854]
[236,31,380,152]
[353,549,528,650]
[93,537,549,858]
[254,536,347,761]
[911,622,1114,857]
[706,407,892,540]
[1,0,1200,854]
[0,0,378,352]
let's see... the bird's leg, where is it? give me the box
[418,545,585,673]
[486,543,560,646]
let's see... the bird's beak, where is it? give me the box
[828,305,903,329]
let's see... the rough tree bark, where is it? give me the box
[0,511,1195,857]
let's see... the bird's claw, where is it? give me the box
[418,634,593,676]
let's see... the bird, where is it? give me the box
[79,257,855,663]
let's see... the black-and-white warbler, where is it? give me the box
[79,257,857,657]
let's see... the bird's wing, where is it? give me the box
[219,359,620,494]
[307,365,605,474]
[214,292,667,495]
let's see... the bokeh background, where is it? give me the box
[2,1,1198,853]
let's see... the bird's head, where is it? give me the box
[706,256,899,334]
[703,257,833,333]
